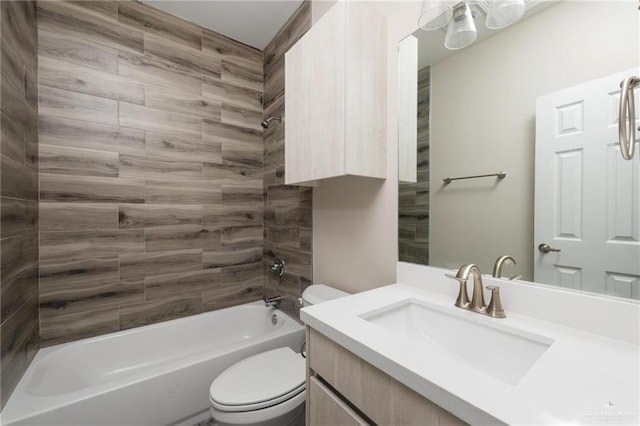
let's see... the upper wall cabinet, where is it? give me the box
[284,1,387,186]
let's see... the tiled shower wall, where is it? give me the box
[262,1,312,319]
[399,66,430,265]
[38,1,265,346]
[0,0,39,409]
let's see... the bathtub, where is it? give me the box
[1,302,305,426]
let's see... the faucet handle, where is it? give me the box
[485,286,506,318]
[445,274,470,308]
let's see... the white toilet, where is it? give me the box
[208,285,348,426]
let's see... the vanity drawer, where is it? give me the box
[309,376,370,426]
[308,327,467,425]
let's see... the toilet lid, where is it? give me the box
[209,347,305,412]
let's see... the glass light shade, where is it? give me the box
[418,0,458,31]
[444,4,477,50]
[485,0,526,29]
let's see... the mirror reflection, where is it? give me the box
[398,0,640,300]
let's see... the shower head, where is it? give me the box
[261,116,282,129]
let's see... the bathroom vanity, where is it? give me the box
[301,263,640,425]
[306,326,465,425]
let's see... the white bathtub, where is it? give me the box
[1,302,305,426]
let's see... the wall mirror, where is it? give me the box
[398,0,640,300]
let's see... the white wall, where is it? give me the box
[429,1,638,279]
[312,1,421,293]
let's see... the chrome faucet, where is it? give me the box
[446,264,506,318]
[263,295,282,307]
[492,255,519,280]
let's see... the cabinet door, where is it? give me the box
[309,376,370,426]
[285,2,346,185]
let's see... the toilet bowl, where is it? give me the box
[209,285,348,426]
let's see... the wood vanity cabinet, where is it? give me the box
[284,1,387,186]
[306,327,467,426]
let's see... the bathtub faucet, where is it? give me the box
[263,296,282,308]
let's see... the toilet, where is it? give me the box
[208,285,348,426]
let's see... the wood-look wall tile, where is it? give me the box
[1,234,36,282]
[0,295,39,395]
[221,104,262,131]
[267,185,303,207]
[203,119,262,167]
[144,34,220,79]
[2,0,37,72]
[40,229,144,262]
[68,1,118,21]
[117,1,201,50]
[37,30,118,74]
[1,155,35,200]
[275,206,312,228]
[145,179,221,205]
[118,103,201,137]
[40,269,144,318]
[39,306,120,347]
[221,226,263,246]
[39,86,118,126]
[145,269,221,301]
[119,204,202,229]
[268,270,300,295]
[40,257,118,288]
[263,0,310,72]
[118,295,202,330]
[203,162,262,187]
[267,226,300,249]
[221,60,262,92]
[201,281,261,312]
[222,186,263,206]
[118,50,202,95]
[273,246,311,280]
[40,173,145,203]
[119,248,203,281]
[1,265,38,324]
[39,203,118,231]
[221,262,262,287]
[202,29,262,71]
[145,85,221,119]
[203,246,262,269]
[145,132,221,163]
[1,50,36,131]
[1,198,35,238]
[262,54,284,110]
[203,77,262,112]
[37,1,143,54]
[299,228,312,252]
[202,204,262,227]
[119,153,202,181]
[39,144,119,177]
[39,57,144,104]
[145,225,220,252]
[1,113,25,164]
[39,115,145,155]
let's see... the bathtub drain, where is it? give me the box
[271,314,278,325]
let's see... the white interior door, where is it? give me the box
[535,69,640,299]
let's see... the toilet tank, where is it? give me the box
[301,285,349,307]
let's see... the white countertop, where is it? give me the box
[301,265,640,425]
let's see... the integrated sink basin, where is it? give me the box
[359,299,554,385]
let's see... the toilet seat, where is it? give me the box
[209,347,305,412]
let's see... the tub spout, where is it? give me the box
[264,296,282,307]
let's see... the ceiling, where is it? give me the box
[145,0,305,50]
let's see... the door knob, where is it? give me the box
[538,243,561,253]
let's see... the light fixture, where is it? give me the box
[486,0,526,29]
[418,0,528,50]
[444,3,477,50]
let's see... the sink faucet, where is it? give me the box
[492,255,518,280]
[446,264,506,318]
